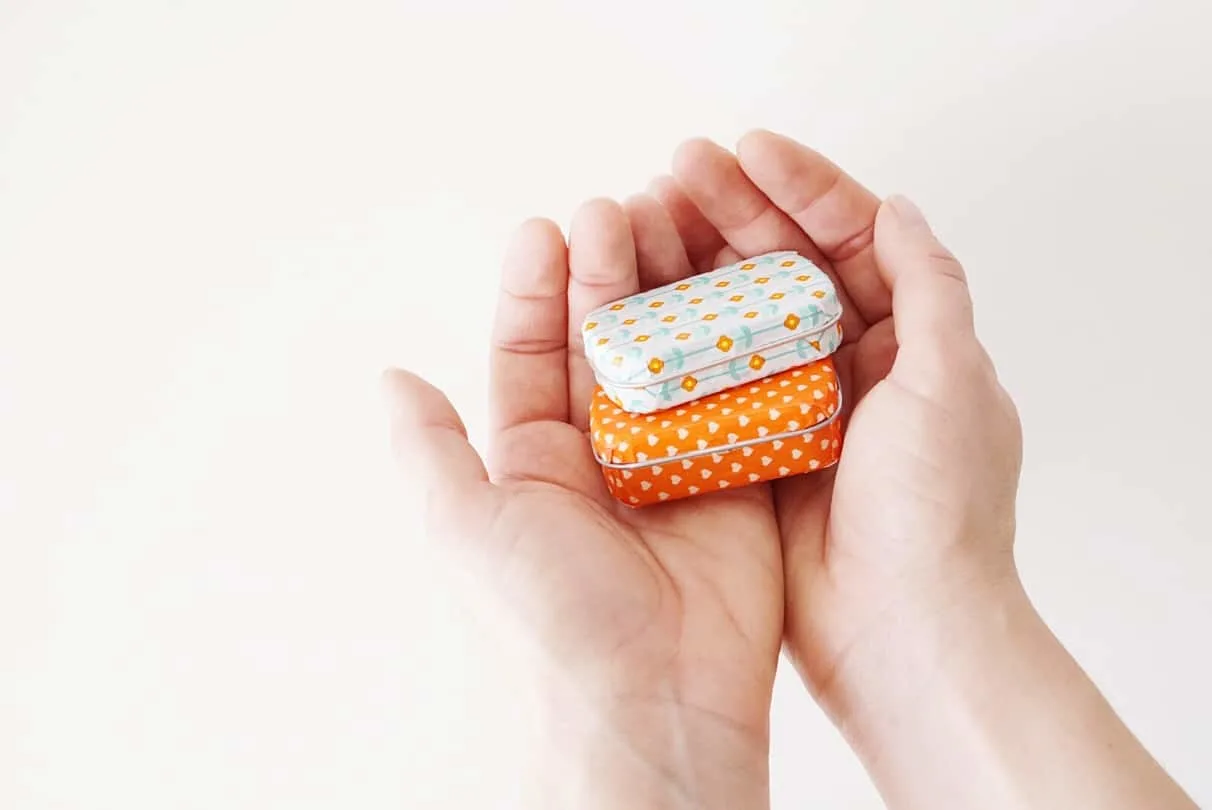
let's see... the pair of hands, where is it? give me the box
[386,131,1023,807]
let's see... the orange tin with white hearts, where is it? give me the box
[590,358,842,507]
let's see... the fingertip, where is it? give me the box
[881,194,930,232]
[647,174,678,199]
[572,196,624,225]
[570,197,631,251]
[380,369,468,435]
[671,136,729,180]
[621,192,667,237]
[735,127,780,157]
[502,217,568,299]
[511,216,566,248]
[622,191,658,216]
[380,367,419,406]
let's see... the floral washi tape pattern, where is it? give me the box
[582,251,843,414]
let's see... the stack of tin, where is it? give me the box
[582,251,844,507]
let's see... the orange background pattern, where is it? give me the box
[591,359,842,507]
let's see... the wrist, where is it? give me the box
[803,557,1198,810]
[809,552,1033,733]
[526,674,771,810]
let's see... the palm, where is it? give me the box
[479,417,783,727]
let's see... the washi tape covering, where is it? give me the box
[582,251,842,414]
[591,359,842,506]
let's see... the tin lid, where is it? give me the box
[582,251,840,389]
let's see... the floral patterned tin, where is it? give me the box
[590,358,842,507]
[582,251,842,415]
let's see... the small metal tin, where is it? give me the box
[582,251,842,414]
[590,358,842,507]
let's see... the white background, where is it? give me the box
[2,1,1210,807]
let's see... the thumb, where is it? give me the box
[381,369,491,536]
[874,195,978,369]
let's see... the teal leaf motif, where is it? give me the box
[738,326,755,350]
[728,358,747,380]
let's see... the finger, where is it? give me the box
[623,192,695,289]
[711,244,744,270]
[850,318,898,404]
[490,218,570,435]
[647,174,728,273]
[874,196,979,379]
[671,138,866,338]
[772,465,835,601]
[382,369,491,533]
[567,198,640,429]
[736,130,889,325]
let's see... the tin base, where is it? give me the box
[602,418,842,507]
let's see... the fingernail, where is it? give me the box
[887,194,929,230]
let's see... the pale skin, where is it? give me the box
[385,131,1196,809]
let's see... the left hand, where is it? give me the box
[385,200,783,808]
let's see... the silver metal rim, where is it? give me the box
[593,387,844,470]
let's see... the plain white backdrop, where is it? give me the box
[2,1,1210,807]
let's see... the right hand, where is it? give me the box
[649,133,1195,810]
[643,131,1023,709]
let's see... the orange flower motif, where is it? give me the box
[584,321,598,331]
[649,300,665,308]
[781,260,796,267]
[676,283,692,291]
[716,336,734,352]
[649,358,665,375]
[784,314,800,330]
[812,290,826,299]
[681,376,698,392]
[749,355,766,370]
[703,313,718,321]
[715,281,730,288]
[690,297,704,304]
[597,337,610,345]
[756,277,770,284]
[676,332,691,341]
[623,318,637,325]
[770,292,785,300]
[744,311,759,319]
[635,335,650,342]
[729,295,744,302]
[610,304,625,311]
[662,315,677,322]
[796,274,811,282]
[741,263,756,270]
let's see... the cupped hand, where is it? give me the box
[385,201,782,808]
[639,131,1023,718]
